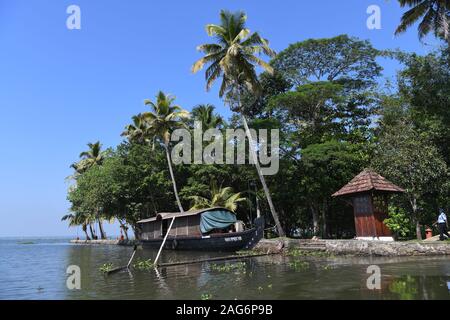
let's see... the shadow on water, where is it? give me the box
[1,238,449,299]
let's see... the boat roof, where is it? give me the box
[137,207,233,224]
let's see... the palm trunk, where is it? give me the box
[98,218,106,239]
[154,145,185,266]
[164,145,184,213]
[82,224,91,240]
[89,223,96,239]
[241,114,285,237]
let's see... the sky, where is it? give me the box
[0,0,440,237]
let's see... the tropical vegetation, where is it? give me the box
[64,10,450,241]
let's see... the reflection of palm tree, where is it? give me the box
[395,0,450,42]
[188,182,246,212]
[192,10,285,236]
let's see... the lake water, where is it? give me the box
[0,237,449,300]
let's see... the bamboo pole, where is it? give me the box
[157,252,278,268]
[153,216,176,265]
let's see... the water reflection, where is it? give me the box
[1,238,449,300]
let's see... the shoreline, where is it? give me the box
[70,238,450,256]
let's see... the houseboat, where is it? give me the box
[137,207,264,251]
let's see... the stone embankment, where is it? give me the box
[255,238,450,256]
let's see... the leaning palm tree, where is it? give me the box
[192,10,285,236]
[62,212,91,240]
[189,182,246,212]
[395,0,450,42]
[192,104,224,129]
[142,91,190,213]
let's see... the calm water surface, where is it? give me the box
[0,238,449,300]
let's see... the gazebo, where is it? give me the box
[332,169,405,241]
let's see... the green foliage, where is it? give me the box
[395,0,450,42]
[99,263,115,273]
[200,293,213,300]
[384,206,413,239]
[288,261,310,271]
[63,24,450,243]
[133,258,155,270]
[210,262,247,273]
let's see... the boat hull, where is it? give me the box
[141,217,264,252]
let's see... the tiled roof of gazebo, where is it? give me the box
[332,169,405,197]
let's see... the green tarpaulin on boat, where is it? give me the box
[200,209,237,234]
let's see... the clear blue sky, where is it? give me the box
[0,0,437,237]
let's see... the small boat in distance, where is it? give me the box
[137,207,264,251]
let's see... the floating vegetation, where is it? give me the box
[210,262,247,273]
[133,258,155,270]
[200,293,212,300]
[285,248,331,258]
[99,263,115,273]
[288,261,310,271]
[322,265,335,270]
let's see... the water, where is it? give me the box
[0,237,449,300]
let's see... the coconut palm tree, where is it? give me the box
[71,141,105,174]
[69,142,108,239]
[62,212,91,240]
[192,10,285,236]
[188,182,246,212]
[121,113,149,144]
[142,91,190,213]
[142,91,190,265]
[395,0,450,42]
[192,104,224,129]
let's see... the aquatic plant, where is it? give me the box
[210,262,247,273]
[288,261,310,271]
[286,248,331,258]
[133,258,155,270]
[99,263,115,273]
[200,293,212,300]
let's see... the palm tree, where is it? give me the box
[142,91,190,265]
[121,113,149,144]
[69,141,107,239]
[192,104,224,129]
[395,0,450,42]
[71,141,105,174]
[142,91,190,213]
[188,182,246,212]
[192,10,285,237]
[62,212,91,240]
